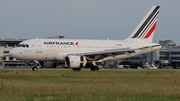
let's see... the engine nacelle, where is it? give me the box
[65,55,87,68]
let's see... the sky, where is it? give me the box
[0,0,179,43]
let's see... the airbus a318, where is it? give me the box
[9,6,161,71]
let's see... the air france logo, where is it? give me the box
[75,42,78,45]
[44,42,79,45]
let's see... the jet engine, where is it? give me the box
[65,55,87,68]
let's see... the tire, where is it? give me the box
[72,68,81,71]
[95,66,99,70]
[32,66,38,71]
[90,66,99,71]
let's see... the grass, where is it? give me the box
[0,69,180,101]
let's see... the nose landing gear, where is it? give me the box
[32,66,38,71]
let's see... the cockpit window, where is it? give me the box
[17,44,22,47]
[17,44,29,48]
[26,44,29,48]
[22,44,25,47]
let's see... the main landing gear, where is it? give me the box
[90,66,99,71]
[72,66,99,71]
[72,68,81,71]
[71,63,99,71]
[90,61,99,71]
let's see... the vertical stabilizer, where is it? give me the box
[126,6,160,42]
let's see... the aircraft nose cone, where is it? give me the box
[9,48,18,58]
[9,49,14,57]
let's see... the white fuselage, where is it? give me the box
[9,38,161,62]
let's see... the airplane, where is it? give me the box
[9,6,161,71]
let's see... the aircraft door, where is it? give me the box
[35,41,42,53]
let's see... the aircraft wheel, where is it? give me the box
[90,66,99,71]
[90,66,95,71]
[32,66,38,71]
[95,66,99,71]
[72,68,81,71]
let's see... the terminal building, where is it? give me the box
[0,38,180,69]
[157,40,180,68]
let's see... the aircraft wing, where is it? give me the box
[76,45,161,61]
[76,48,137,61]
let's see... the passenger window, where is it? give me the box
[26,44,29,48]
